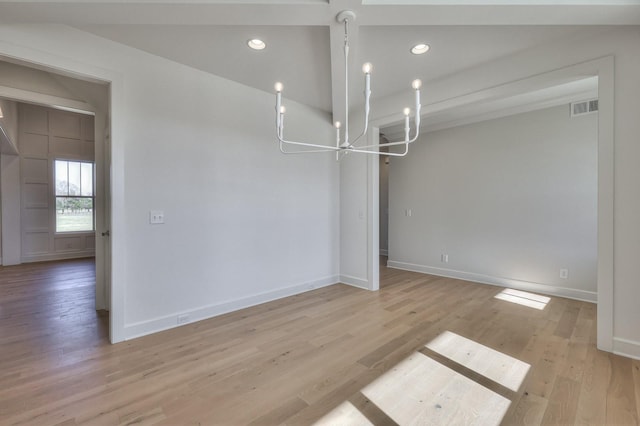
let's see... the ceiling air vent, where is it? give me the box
[571,99,598,117]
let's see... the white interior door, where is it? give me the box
[94,112,111,311]
[104,123,111,311]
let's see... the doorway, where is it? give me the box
[368,57,614,353]
[0,59,112,338]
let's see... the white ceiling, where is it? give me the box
[73,24,590,114]
[73,24,334,112]
[352,25,589,104]
[1,0,639,122]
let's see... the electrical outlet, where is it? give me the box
[440,253,449,263]
[177,314,190,325]
[560,268,569,279]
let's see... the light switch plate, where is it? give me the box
[150,210,164,224]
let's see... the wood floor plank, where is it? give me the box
[507,392,549,426]
[634,359,640,422]
[1,258,639,425]
[575,345,610,425]
[539,376,580,425]
[247,396,309,426]
[553,301,581,339]
[605,353,638,425]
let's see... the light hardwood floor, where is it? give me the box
[1,258,638,425]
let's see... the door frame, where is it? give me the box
[367,56,615,352]
[0,40,125,343]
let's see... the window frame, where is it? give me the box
[54,159,96,234]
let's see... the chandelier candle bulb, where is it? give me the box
[412,79,422,127]
[365,72,371,95]
[364,73,371,117]
[404,108,410,141]
[335,121,341,160]
[275,83,283,129]
[279,106,285,133]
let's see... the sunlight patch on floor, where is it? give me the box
[494,288,550,310]
[314,330,531,425]
[425,330,530,392]
[360,352,510,425]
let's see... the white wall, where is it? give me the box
[388,104,597,301]
[0,24,340,341]
[341,26,640,359]
[340,152,369,288]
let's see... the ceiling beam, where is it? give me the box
[358,4,640,25]
[1,1,639,25]
[0,2,333,25]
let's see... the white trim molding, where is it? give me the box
[340,274,370,290]
[388,260,597,303]
[22,252,95,264]
[0,85,95,115]
[613,338,640,361]
[124,275,339,340]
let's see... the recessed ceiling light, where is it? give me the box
[411,43,430,55]
[247,39,266,51]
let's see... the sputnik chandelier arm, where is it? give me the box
[274,9,422,158]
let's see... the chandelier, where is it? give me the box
[274,10,422,158]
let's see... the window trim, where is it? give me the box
[54,159,96,234]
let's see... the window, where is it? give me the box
[55,160,95,233]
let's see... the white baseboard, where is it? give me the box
[613,337,640,360]
[387,260,597,303]
[339,274,370,290]
[379,249,388,256]
[124,274,340,340]
[22,251,95,263]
